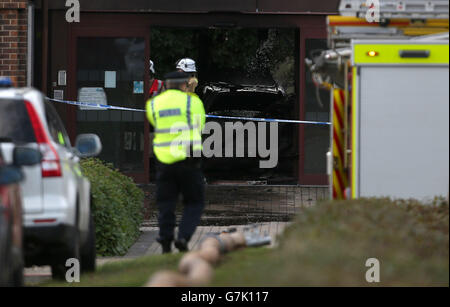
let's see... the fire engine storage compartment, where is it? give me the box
[150,27,299,183]
[351,39,449,200]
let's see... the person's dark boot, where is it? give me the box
[157,238,172,254]
[174,238,189,252]
[161,241,172,254]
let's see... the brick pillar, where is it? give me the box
[0,0,28,87]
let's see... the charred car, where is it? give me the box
[198,75,297,183]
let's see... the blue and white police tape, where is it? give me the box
[47,97,331,126]
[205,114,330,125]
[49,97,146,113]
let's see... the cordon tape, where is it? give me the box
[47,97,331,126]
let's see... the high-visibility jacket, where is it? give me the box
[146,89,206,164]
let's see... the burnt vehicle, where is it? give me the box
[198,72,298,183]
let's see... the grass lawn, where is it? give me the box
[212,199,449,286]
[40,199,449,287]
[40,253,183,287]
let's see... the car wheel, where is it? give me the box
[51,229,80,280]
[80,211,96,273]
[12,250,24,287]
[12,261,24,287]
[0,223,13,286]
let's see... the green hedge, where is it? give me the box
[80,158,144,256]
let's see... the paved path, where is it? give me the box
[24,222,290,285]
[127,222,290,256]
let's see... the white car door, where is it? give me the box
[44,101,90,236]
[0,98,43,215]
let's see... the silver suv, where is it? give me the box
[0,85,102,278]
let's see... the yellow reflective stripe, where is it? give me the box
[154,124,199,134]
[332,89,348,200]
[58,132,65,145]
[333,172,343,200]
[154,140,202,147]
[74,165,82,176]
[353,43,449,65]
[328,16,449,30]
[403,27,450,36]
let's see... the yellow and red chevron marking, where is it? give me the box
[332,89,348,200]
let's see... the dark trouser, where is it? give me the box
[156,158,204,243]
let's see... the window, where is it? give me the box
[45,100,71,148]
[0,99,36,143]
[303,39,331,175]
[76,37,145,172]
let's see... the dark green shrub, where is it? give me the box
[80,158,144,256]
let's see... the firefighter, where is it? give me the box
[175,58,199,94]
[149,60,164,97]
[146,71,206,254]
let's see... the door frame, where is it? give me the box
[67,25,151,183]
[298,27,329,185]
[64,13,329,185]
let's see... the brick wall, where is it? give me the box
[0,0,28,87]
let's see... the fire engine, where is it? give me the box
[307,0,449,201]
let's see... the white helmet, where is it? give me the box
[149,60,155,74]
[176,58,197,73]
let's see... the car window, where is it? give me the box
[0,99,36,143]
[44,101,71,148]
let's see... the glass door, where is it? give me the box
[75,37,147,175]
[303,39,331,175]
[299,29,330,185]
